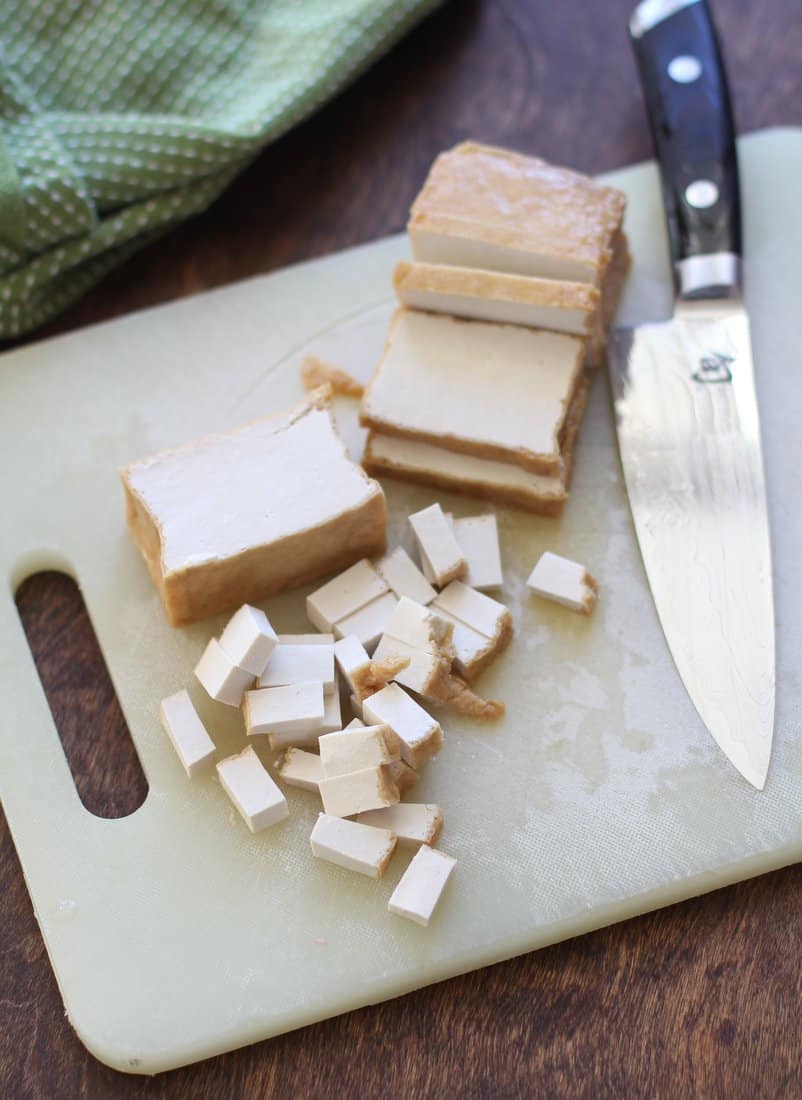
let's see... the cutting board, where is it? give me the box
[1,128,800,1076]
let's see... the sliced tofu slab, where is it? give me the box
[360,309,584,477]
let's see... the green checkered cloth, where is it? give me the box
[0,0,441,338]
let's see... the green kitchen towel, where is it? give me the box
[0,0,442,339]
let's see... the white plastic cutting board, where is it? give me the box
[1,129,800,1075]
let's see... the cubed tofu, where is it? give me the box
[356,803,443,848]
[257,640,336,694]
[374,546,437,605]
[362,683,443,769]
[216,746,289,832]
[159,690,216,777]
[306,559,388,633]
[218,604,278,676]
[387,845,456,926]
[526,551,599,614]
[194,637,254,707]
[408,503,467,587]
[310,813,396,878]
[318,765,399,818]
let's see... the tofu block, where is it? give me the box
[433,581,512,644]
[159,690,216,777]
[321,690,342,734]
[372,634,452,700]
[357,803,443,848]
[218,604,278,676]
[388,845,456,927]
[375,546,436,605]
[243,682,325,738]
[334,634,371,690]
[527,551,599,615]
[319,725,399,778]
[216,746,289,832]
[334,634,411,702]
[363,379,588,517]
[306,558,388,633]
[277,633,335,645]
[382,595,454,655]
[393,261,599,340]
[418,605,496,682]
[267,690,342,750]
[408,503,467,587]
[389,759,419,794]
[194,637,254,707]
[333,590,399,652]
[277,747,323,792]
[362,683,443,769]
[407,141,626,286]
[121,389,387,626]
[310,813,397,879]
[257,641,336,694]
[447,514,503,591]
[360,310,584,477]
[318,765,399,818]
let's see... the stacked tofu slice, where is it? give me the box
[361,141,630,516]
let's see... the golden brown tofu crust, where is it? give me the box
[409,141,627,276]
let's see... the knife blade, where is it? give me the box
[608,0,775,787]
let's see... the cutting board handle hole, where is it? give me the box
[15,571,148,819]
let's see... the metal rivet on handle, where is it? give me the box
[685,179,720,209]
[667,54,702,83]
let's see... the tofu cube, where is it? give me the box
[333,590,399,652]
[257,640,336,694]
[318,765,399,818]
[277,747,323,792]
[447,514,503,590]
[159,689,216,777]
[408,503,467,587]
[306,559,388,633]
[243,682,325,738]
[216,746,289,832]
[319,725,400,778]
[310,813,397,878]
[194,637,254,707]
[375,546,436,605]
[526,551,599,614]
[388,845,456,926]
[362,683,443,769]
[356,803,443,848]
[218,604,278,676]
[432,580,511,642]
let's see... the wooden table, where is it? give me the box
[3,1,802,1095]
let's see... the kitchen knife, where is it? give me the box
[608,0,775,788]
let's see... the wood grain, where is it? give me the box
[3,0,802,1095]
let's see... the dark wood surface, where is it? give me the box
[3,1,802,1095]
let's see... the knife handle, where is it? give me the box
[629,0,741,299]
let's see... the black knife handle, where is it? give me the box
[630,0,742,299]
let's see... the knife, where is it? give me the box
[608,0,775,788]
